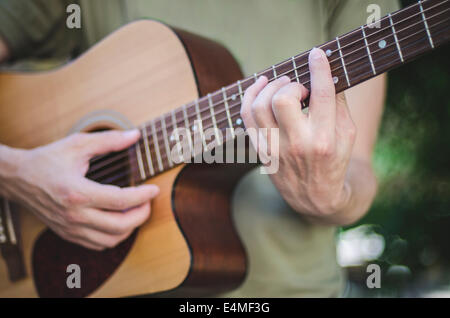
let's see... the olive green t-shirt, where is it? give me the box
[0,0,399,297]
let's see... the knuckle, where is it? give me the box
[313,139,334,157]
[347,123,357,141]
[251,100,265,113]
[240,107,250,122]
[113,221,130,234]
[60,189,87,207]
[105,236,124,249]
[112,198,128,210]
[287,142,304,157]
[67,133,86,146]
[64,210,84,225]
[315,87,334,101]
[272,92,292,108]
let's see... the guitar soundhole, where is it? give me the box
[32,229,137,298]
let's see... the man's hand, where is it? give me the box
[0,130,159,250]
[241,48,367,225]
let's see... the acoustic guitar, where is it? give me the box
[0,0,448,297]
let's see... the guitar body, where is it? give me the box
[0,20,249,297]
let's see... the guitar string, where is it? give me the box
[87,12,449,180]
[92,24,450,186]
[89,0,448,168]
[88,4,449,175]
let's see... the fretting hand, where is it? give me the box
[241,48,359,223]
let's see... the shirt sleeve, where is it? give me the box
[322,0,402,40]
[0,0,82,61]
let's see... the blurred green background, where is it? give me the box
[340,0,450,298]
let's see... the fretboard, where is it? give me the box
[86,0,450,187]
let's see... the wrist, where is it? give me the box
[0,145,27,183]
[332,182,353,215]
[304,182,354,226]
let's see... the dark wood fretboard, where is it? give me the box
[86,0,450,187]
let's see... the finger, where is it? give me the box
[79,201,151,235]
[308,48,336,129]
[77,226,133,249]
[241,76,268,130]
[251,76,290,129]
[241,76,269,147]
[82,129,141,158]
[80,180,160,210]
[51,226,105,251]
[271,81,309,135]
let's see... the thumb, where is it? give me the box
[83,129,141,157]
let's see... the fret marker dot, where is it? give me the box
[170,135,175,141]
[333,76,339,84]
[378,40,387,49]
[236,118,243,125]
[231,94,237,101]
[192,125,197,131]
[326,49,332,57]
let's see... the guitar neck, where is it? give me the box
[88,0,450,187]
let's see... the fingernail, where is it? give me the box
[310,47,324,61]
[280,75,291,83]
[124,129,139,138]
[146,184,160,195]
[258,75,268,83]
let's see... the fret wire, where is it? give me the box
[361,26,377,75]
[253,73,258,82]
[237,80,243,100]
[171,109,183,163]
[419,0,435,48]
[272,65,278,79]
[141,125,155,176]
[182,104,194,154]
[389,13,405,62]
[151,121,164,172]
[291,57,300,83]
[161,117,173,167]
[208,93,222,146]
[134,142,146,180]
[195,99,208,151]
[336,37,351,87]
[222,87,235,139]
